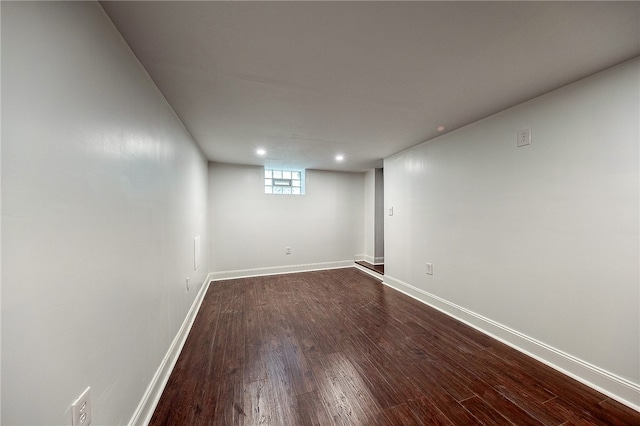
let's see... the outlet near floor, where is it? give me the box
[71,386,92,426]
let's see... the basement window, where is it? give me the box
[265,169,305,195]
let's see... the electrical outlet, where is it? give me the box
[388,207,394,216]
[285,247,291,255]
[426,263,433,275]
[517,128,531,147]
[71,387,92,426]
[186,277,190,291]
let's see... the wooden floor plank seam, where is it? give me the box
[150,268,640,426]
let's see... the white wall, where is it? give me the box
[209,163,363,277]
[364,168,385,264]
[374,168,384,262]
[1,2,209,424]
[363,169,376,263]
[384,59,640,407]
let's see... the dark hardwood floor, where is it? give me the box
[150,268,640,425]
[355,260,384,275]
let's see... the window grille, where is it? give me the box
[264,169,305,195]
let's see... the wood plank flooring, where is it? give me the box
[150,268,640,425]
[355,261,384,275]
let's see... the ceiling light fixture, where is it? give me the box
[437,125,445,132]
[256,148,266,156]
[336,155,344,161]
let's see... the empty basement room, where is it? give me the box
[2,1,639,425]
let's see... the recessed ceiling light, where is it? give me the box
[336,155,344,161]
[256,148,266,156]
[437,125,445,132]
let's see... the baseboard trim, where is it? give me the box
[363,255,375,264]
[382,274,640,412]
[361,255,384,265]
[128,272,214,426]
[211,260,354,281]
[354,263,384,280]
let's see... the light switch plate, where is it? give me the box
[194,236,201,270]
[426,263,433,275]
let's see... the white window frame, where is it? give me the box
[264,168,305,195]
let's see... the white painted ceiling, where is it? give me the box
[101,1,640,172]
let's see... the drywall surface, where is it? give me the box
[363,169,376,263]
[1,2,209,424]
[374,168,384,262]
[364,168,385,264]
[209,163,364,275]
[384,59,640,402]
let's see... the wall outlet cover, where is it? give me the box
[71,386,92,426]
[517,128,531,147]
[426,263,433,275]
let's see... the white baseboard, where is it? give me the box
[355,254,366,261]
[211,260,354,281]
[382,274,640,412]
[354,263,383,279]
[128,272,214,426]
[358,255,384,265]
[363,255,375,264]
